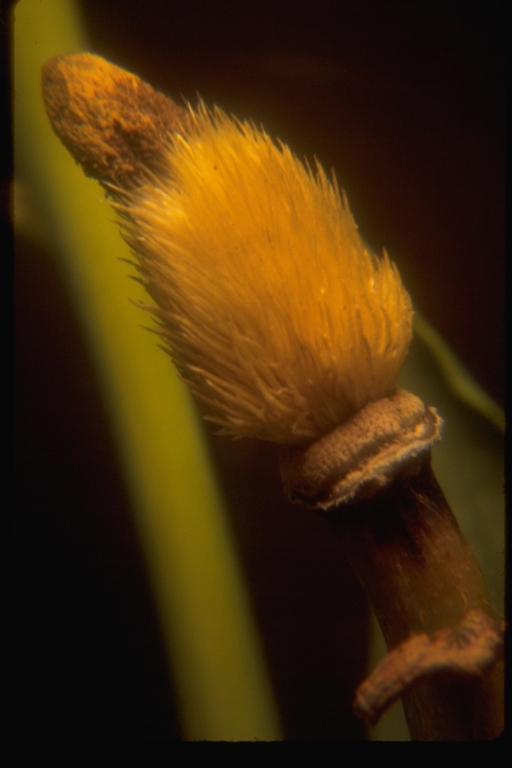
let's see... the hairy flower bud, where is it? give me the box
[43,54,413,444]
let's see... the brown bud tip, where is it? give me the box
[41,53,189,190]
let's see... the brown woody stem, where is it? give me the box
[336,458,503,739]
[281,390,504,740]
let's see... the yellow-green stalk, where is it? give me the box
[15,0,281,741]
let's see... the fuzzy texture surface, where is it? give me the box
[120,104,413,443]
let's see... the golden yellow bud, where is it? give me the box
[43,55,413,444]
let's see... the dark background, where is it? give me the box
[15,0,504,739]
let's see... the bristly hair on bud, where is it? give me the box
[118,104,413,444]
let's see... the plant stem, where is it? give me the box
[330,456,504,740]
[281,391,503,739]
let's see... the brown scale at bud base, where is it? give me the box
[280,389,442,508]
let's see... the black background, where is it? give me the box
[15,0,504,740]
